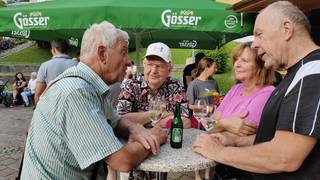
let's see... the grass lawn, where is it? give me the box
[0,45,51,65]
[0,45,79,65]
[0,72,15,76]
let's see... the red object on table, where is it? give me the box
[165,116,199,129]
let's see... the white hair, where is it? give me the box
[30,72,37,77]
[262,1,311,33]
[80,21,129,59]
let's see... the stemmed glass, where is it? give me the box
[193,98,207,129]
[202,104,216,131]
[131,65,137,79]
[149,97,165,126]
[205,104,214,117]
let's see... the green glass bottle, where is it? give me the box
[170,103,183,148]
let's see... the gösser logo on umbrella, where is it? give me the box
[13,12,50,30]
[0,0,254,52]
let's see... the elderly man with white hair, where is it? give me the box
[117,42,191,128]
[20,71,37,107]
[20,21,167,180]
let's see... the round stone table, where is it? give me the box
[137,128,215,180]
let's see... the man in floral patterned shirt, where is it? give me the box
[116,42,191,128]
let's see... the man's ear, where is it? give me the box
[282,19,294,41]
[97,46,107,64]
[51,47,56,55]
[168,64,173,73]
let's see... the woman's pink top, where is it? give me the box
[217,83,275,126]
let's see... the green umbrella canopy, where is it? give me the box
[0,0,254,50]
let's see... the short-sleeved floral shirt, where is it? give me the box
[116,77,189,117]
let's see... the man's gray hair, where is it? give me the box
[263,1,311,33]
[31,72,37,77]
[80,21,129,58]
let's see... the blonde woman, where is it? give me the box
[212,42,275,136]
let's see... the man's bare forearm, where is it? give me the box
[214,131,316,173]
[106,141,150,172]
[115,117,145,139]
[121,112,150,125]
[216,142,285,173]
[235,134,255,147]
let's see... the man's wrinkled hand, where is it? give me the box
[151,123,168,145]
[128,124,156,152]
[210,132,238,146]
[193,133,224,160]
[128,123,168,155]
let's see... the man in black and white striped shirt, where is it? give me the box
[193,1,320,179]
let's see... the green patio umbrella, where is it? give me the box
[0,0,254,61]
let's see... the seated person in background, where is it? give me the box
[11,72,27,107]
[117,42,191,128]
[211,42,275,136]
[21,72,37,107]
[186,57,219,180]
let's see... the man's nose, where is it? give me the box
[251,39,258,49]
[150,65,158,72]
[126,57,132,66]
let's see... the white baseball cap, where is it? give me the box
[145,42,171,63]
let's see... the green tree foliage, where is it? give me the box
[196,47,229,74]
[0,1,5,7]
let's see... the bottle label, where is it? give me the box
[172,128,182,143]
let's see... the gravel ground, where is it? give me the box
[0,105,32,180]
[0,105,197,180]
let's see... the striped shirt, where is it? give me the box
[21,62,123,180]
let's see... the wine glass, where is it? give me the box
[193,98,207,129]
[202,117,217,132]
[205,105,212,117]
[149,97,164,126]
[131,65,137,79]
[201,104,217,131]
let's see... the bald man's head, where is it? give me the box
[259,1,310,34]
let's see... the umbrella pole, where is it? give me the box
[135,33,141,74]
[192,48,195,59]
